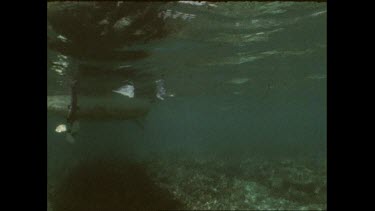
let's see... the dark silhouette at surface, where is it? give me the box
[47,2,169,100]
[48,2,169,61]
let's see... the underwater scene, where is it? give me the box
[47,1,326,211]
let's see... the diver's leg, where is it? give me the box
[66,61,80,142]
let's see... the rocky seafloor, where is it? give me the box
[146,154,327,210]
[48,153,326,210]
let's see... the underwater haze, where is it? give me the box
[47,1,326,210]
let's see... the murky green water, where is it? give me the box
[47,2,326,210]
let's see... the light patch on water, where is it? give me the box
[133,30,145,36]
[155,79,166,100]
[113,84,135,98]
[155,79,175,100]
[51,54,69,76]
[52,67,63,75]
[178,1,217,7]
[283,49,314,55]
[252,1,296,16]
[207,55,261,66]
[248,19,282,30]
[210,28,284,46]
[205,51,263,66]
[116,1,123,7]
[237,56,261,64]
[58,54,67,59]
[205,46,314,66]
[156,79,167,100]
[226,78,250,85]
[261,49,314,57]
[159,9,196,21]
[57,35,68,42]
[269,9,286,14]
[311,10,327,17]
[113,17,132,31]
[116,65,132,69]
[211,32,265,44]
[98,18,109,25]
[52,61,68,68]
[214,19,282,32]
[208,3,217,8]
[261,50,279,55]
[179,1,206,6]
[306,74,326,80]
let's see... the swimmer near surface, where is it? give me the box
[48,95,151,143]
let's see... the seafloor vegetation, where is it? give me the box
[48,154,326,211]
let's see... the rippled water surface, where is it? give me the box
[47,2,326,210]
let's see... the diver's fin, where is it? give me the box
[66,133,75,144]
[71,121,80,133]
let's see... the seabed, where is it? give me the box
[48,153,326,211]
